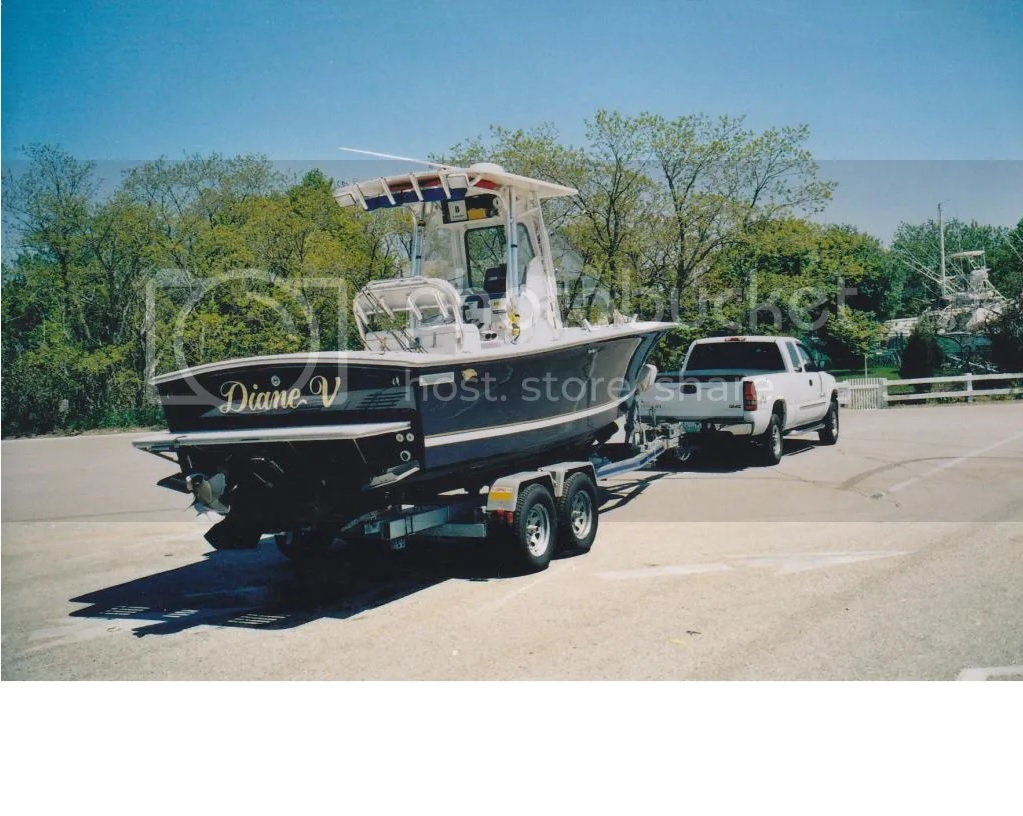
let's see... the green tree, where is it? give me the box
[445,116,655,321]
[988,218,1023,298]
[2,144,97,342]
[447,111,835,325]
[636,114,835,301]
[900,319,945,380]
[0,120,858,434]
[986,299,1023,372]
[707,218,888,351]
[820,305,887,369]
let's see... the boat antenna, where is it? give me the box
[339,146,456,170]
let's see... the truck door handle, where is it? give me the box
[808,378,813,385]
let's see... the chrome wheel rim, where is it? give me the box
[771,424,782,456]
[525,503,551,557]
[570,491,593,540]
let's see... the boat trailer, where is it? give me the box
[275,417,688,572]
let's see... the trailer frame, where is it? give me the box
[292,418,686,571]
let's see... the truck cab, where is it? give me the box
[638,335,839,464]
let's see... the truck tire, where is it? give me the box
[755,413,784,466]
[556,472,599,553]
[503,482,558,573]
[276,527,333,561]
[818,400,839,445]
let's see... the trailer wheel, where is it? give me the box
[276,527,333,561]
[557,472,598,553]
[503,483,558,573]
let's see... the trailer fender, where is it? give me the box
[486,471,555,514]
[539,462,598,499]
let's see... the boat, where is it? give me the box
[134,161,675,549]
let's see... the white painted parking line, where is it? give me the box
[956,665,1023,681]
[492,569,561,607]
[878,429,1023,497]
[599,550,910,580]
[731,551,910,574]
[600,563,733,580]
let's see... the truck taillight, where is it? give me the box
[742,380,757,411]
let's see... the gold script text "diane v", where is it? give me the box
[218,376,343,414]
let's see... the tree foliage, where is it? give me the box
[987,218,1023,298]
[444,111,835,324]
[2,147,404,435]
[986,298,1023,372]
[899,319,945,380]
[3,117,1019,435]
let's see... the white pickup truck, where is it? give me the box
[638,335,839,465]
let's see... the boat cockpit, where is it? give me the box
[335,163,576,355]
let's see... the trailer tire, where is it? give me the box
[503,483,558,573]
[556,472,598,553]
[276,527,333,561]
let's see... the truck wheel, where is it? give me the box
[556,472,598,553]
[503,483,558,573]
[276,527,333,561]
[755,414,784,466]
[818,401,839,445]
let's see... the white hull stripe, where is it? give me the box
[133,421,411,451]
[423,393,633,448]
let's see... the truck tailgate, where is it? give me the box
[641,373,747,422]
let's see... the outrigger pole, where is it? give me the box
[338,146,455,170]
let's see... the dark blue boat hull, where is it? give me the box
[153,329,666,526]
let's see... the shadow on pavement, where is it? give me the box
[678,437,820,471]
[70,438,827,636]
[599,473,670,512]
[69,535,563,637]
[598,437,820,513]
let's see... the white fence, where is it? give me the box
[837,372,1023,409]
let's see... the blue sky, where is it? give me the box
[3,0,1021,236]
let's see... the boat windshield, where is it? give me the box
[420,225,463,289]
[420,220,535,293]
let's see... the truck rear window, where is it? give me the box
[685,341,786,372]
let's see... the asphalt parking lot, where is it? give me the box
[2,402,1021,679]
